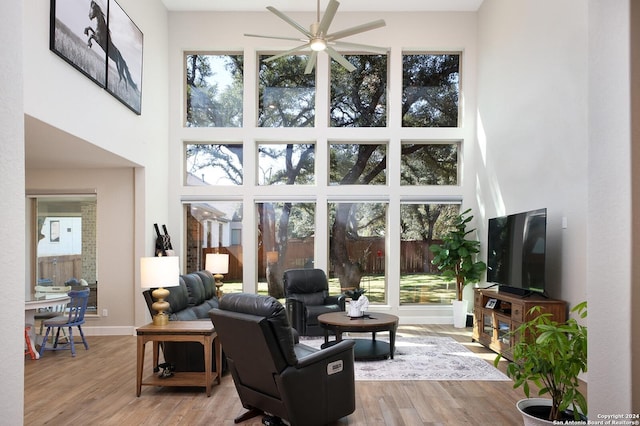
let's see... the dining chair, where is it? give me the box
[39,289,90,357]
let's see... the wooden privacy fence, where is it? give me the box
[37,255,82,287]
[200,239,442,280]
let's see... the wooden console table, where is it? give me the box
[136,321,221,397]
[472,288,566,361]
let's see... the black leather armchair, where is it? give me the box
[209,293,356,426]
[283,268,345,336]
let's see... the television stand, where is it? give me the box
[472,288,566,361]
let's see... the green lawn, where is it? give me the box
[220,273,455,305]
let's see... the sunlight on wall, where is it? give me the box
[475,110,505,218]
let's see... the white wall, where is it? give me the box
[27,169,136,333]
[22,0,170,332]
[478,0,637,417]
[0,1,25,423]
[476,0,588,305]
[587,0,635,416]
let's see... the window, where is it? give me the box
[185,202,243,294]
[32,195,98,313]
[258,143,315,185]
[258,54,316,127]
[185,53,243,127]
[179,47,469,314]
[400,203,460,304]
[400,142,459,185]
[185,143,243,186]
[257,202,316,297]
[402,53,460,127]
[330,54,388,127]
[329,202,387,304]
[329,143,387,185]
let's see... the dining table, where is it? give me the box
[25,293,71,360]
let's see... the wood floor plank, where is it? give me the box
[24,324,557,425]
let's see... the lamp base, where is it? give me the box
[153,312,169,326]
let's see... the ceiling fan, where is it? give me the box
[245,0,387,74]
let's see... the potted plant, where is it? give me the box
[430,208,486,327]
[344,288,368,317]
[494,302,588,424]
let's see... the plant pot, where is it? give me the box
[452,300,468,328]
[516,398,586,426]
[516,399,555,426]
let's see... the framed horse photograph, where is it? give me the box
[105,0,143,115]
[50,0,143,115]
[50,0,107,88]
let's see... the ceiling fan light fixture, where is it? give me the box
[310,38,327,51]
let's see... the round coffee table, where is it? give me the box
[318,312,399,361]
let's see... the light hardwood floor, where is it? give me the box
[25,325,535,425]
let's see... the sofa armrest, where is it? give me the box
[285,298,306,332]
[325,294,346,310]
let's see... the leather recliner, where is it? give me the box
[209,293,356,426]
[283,268,345,336]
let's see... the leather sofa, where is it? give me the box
[143,270,224,372]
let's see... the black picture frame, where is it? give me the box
[50,0,107,88]
[49,0,143,115]
[105,0,143,115]
[485,298,497,309]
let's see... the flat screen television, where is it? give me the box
[486,208,547,296]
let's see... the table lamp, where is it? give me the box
[205,253,229,298]
[140,256,179,326]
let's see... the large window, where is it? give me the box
[329,143,387,185]
[258,143,315,185]
[402,53,460,127]
[185,202,243,295]
[185,53,243,127]
[257,202,316,297]
[258,54,315,127]
[32,195,98,314]
[400,142,459,185]
[329,202,388,304]
[182,50,467,308]
[185,143,243,186]
[400,203,460,304]
[330,54,388,127]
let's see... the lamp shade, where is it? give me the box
[140,256,180,289]
[205,253,229,274]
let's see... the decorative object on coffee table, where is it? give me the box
[345,288,368,317]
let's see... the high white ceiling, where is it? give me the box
[160,0,484,12]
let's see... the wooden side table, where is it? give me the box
[136,321,221,397]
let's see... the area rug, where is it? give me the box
[300,335,510,381]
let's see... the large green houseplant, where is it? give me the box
[429,208,486,302]
[494,302,588,423]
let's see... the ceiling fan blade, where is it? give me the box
[317,0,340,35]
[263,43,311,63]
[331,41,388,54]
[266,6,312,38]
[326,46,356,72]
[326,19,386,42]
[305,51,318,74]
[245,33,308,42]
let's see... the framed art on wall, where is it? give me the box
[50,0,107,88]
[105,0,143,115]
[49,0,143,115]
